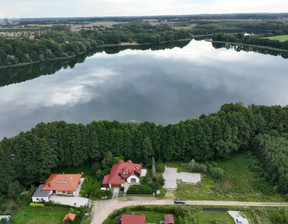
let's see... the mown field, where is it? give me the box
[265,35,288,42]
[10,205,69,224]
[173,154,284,202]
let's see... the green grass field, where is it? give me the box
[10,205,69,224]
[175,154,284,202]
[189,210,234,223]
[265,35,288,42]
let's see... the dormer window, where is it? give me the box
[56,180,60,184]
[123,171,128,175]
[63,180,67,184]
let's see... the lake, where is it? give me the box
[0,40,288,139]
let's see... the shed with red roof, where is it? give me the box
[121,215,145,224]
[165,214,175,224]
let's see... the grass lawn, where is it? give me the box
[10,205,69,224]
[265,35,288,42]
[190,210,234,223]
[133,211,170,223]
[175,154,284,202]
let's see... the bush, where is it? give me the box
[187,159,207,173]
[156,161,165,173]
[284,194,288,202]
[29,202,44,207]
[208,163,224,181]
[271,213,284,224]
[126,185,153,194]
[93,189,112,198]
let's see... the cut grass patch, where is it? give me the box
[191,210,234,223]
[10,204,69,224]
[175,154,284,202]
[264,35,288,42]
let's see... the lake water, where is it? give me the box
[0,40,288,139]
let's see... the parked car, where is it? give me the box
[174,199,186,204]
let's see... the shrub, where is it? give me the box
[156,161,165,173]
[208,163,224,181]
[29,202,44,207]
[187,159,207,173]
[271,213,284,224]
[94,189,112,198]
[284,194,288,202]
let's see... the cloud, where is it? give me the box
[1,0,287,18]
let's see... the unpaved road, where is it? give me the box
[90,197,288,224]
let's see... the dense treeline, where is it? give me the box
[252,134,288,194]
[17,13,288,25]
[212,42,288,59]
[0,40,190,87]
[1,103,288,196]
[0,23,192,67]
[212,33,288,51]
[192,21,288,36]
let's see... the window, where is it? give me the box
[56,180,60,184]
[63,180,67,184]
[70,177,73,180]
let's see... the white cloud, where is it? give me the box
[1,0,287,18]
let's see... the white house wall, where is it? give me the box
[127,174,140,183]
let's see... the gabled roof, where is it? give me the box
[103,160,142,185]
[121,215,145,224]
[165,214,175,224]
[32,184,51,198]
[63,213,76,222]
[42,174,82,192]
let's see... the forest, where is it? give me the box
[0,40,190,87]
[0,23,192,67]
[212,32,288,51]
[0,103,288,198]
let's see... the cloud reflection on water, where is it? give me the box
[0,40,288,139]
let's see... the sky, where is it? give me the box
[1,0,288,18]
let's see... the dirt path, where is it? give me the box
[90,197,288,224]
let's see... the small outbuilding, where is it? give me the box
[62,213,76,224]
[165,214,175,224]
[32,184,52,202]
[121,214,145,224]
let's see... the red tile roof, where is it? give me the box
[165,214,175,224]
[42,174,82,192]
[103,160,142,185]
[63,213,76,222]
[121,215,145,224]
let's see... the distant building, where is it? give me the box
[121,215,145,224]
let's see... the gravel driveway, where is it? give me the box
[163,166,201,189]
[90,197,288,224]
[50,195,89,207]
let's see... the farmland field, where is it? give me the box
[265,35,288,42]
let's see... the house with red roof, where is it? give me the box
[62,213,76,224]
[165,214,175,224]
[121,214,145,224]
[41,174,82,196]
[102,160,142,188]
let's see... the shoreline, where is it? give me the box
[209,40,288,53]
[0,39,192,69]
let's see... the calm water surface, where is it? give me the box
[1,40,288,139]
